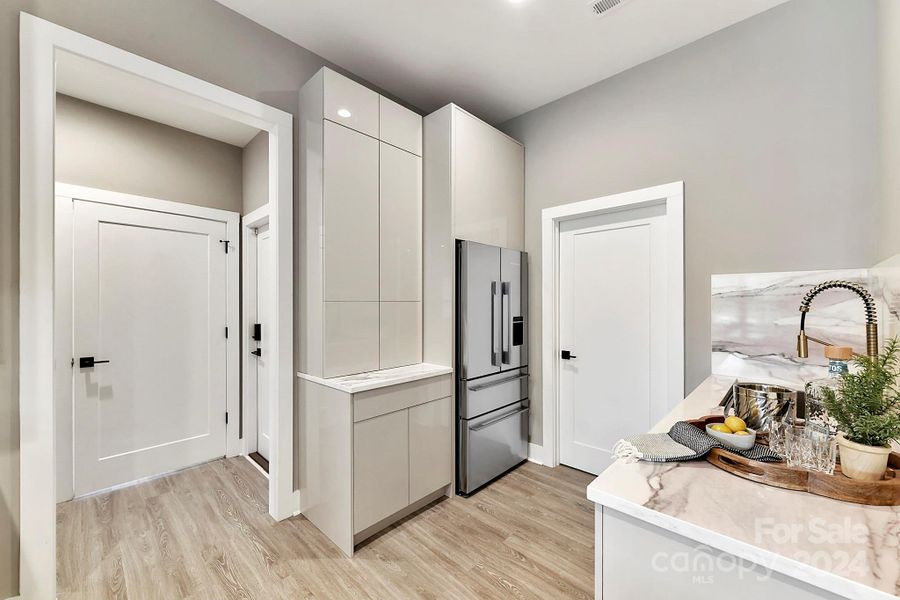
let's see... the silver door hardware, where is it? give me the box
[501,281,510,364]
[471,406,529,432]
[490,281,500,366]
[469,372,529,392]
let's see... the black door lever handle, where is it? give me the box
[561,350,577,360]
[251,348,262,357]
[79,356,110,368]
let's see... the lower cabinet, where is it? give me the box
[353,410,410,533]
[300,373,453,556]
[353,396,452,535]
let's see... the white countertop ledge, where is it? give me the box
[297,363,453,394]
[587,375,899,600]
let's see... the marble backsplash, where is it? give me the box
[711,260,900,390]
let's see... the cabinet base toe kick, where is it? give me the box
[353,486,450,548]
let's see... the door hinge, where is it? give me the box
[225,326,229,338]
[225,412,229,425]
[219,239,231,253]
[70,357,75,368]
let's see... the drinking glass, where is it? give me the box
[785,425,836,474]
[768,418,788,456]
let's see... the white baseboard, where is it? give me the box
[527,443,545,465]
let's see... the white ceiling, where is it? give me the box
[216,0,789,124]
[57,50,262,147]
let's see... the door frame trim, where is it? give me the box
[53,183,242,502]
[241,204,270,457]
[540,181,684,468]
[20,15,294,597]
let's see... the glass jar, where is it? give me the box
[804,346,851,436]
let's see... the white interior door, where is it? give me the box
[558,204,668,475]
[255,224,273,460]
[72,199,228,496]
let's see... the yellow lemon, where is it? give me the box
[724,416,747,433]
[710,424,732,434]
[733,430,751,436]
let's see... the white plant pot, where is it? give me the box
[837,433,891,481]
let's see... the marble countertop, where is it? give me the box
[587,375,900,600]
[297,362,453,394]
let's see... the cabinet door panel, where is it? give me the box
[380,143,422,302]
[379,302,422,370]
[409,397,452,503]
[452,109,524,250]
[324,121,379,301]
[380,97,422,155]
[324,69,379,138]
[354,410,410,533]
[324,302,379,377]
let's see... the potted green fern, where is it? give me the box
[822,337,900,481]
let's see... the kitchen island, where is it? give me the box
[588,376,900,600]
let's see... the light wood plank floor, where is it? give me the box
[58,457,594,599]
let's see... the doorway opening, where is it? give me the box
[19,15,294,597]
[242,204,273,474]
[540,182,684,472]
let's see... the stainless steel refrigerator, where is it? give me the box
[456,240,528,495]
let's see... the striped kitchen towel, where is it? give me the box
[612,421,783,463]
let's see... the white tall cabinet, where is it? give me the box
[423,104,525,368]
[299,67,423,378]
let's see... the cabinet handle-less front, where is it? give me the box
[470,406,529,432]
[490,281,500,366]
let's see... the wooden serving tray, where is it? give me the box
[688,415,900,506]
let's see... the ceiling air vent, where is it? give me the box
[589,0,625,17]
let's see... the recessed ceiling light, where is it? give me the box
[337,108,352,118]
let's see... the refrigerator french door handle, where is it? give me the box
[490,281,500,366]
[501,281,510,364]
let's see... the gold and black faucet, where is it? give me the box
[797,280,879,359]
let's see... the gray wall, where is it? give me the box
[501,0,881,446]
[0,1,416,595]
[878,0,900,261]
[56,94,244,212]
[242,130,269,214]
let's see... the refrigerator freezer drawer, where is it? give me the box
[458,402,529,494]
[458,370,528,420]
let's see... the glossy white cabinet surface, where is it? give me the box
[380,302,422,369]
[299,374,452,556]
[409,397,452,503]
[323,301,379,377]
[300,66,424,380]
[380,143,422,302]
[452,108,525,250]
[422,104,525,373]
[324,68,379,139]
[323,121,379,302]
[380,97,422,156]
[353,410,410,533]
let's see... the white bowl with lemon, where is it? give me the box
[706,416,756,451]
